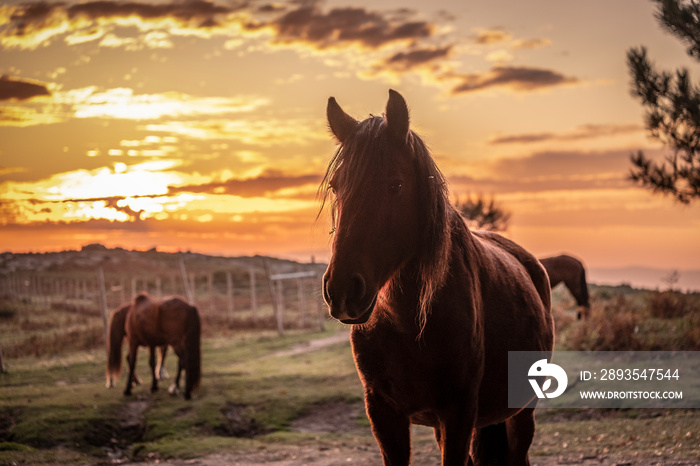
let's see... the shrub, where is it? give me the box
[649,290,689,319]
[564,296,640,351]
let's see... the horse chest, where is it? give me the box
[351,325,476,416]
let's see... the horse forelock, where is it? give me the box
[320,115,453,334]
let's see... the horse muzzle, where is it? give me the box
[323,272,377,324]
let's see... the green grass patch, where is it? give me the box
[1,326,359,463]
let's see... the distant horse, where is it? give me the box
[105,304,169,389]
[321,90,554,465]
[539,254,590,320]
[106,293,201,400]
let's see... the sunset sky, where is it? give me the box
[1,0,699,286]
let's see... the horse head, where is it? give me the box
[321,90,448,325]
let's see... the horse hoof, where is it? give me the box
[151,386,158,393]
[184,392,192,401]
[168,384,180,396]
[124,390,132,396]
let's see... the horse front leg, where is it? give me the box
[124,342,139,396]
[157,345,169,380]
[437,403,477,466]
[365,392,411,466]
[504,408,536,466]
[169,358,184,396]
[148,346,158,393]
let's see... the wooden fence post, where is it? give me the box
[98,267,109,342]
[264,259,284,336]
[179,258,193,303]
[297,273,306,328]
[249,268,258,324]
[226,271,234,321]
[206,273,213,313]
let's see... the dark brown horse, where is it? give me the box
[105,304,169,389]
[539,254,590,320]
[321,90,554,465]
[107,293,201,400]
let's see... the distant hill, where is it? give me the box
[588,266,700,292]
[2,245,698,293]
[0,244,326,277]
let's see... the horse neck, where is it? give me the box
[378,207,475,332]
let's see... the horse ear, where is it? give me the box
[327,97,358,143]
[385,89,410,143]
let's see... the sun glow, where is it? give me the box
[69,88,269,120]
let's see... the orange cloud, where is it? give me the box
[473,27,512,45]
[169,169,321,198]
[0,85,268,126]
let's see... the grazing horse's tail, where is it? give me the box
[106,304,129,388]
[577,264,591,320]
[184,304,202,399]
[578,265,590,308]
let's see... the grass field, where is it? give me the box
[1,280,699,465]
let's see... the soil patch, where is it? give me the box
[291,400,365,434]
[118,398,148,439]
[216,402,268,438]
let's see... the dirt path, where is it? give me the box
[118,332,700,466]
[121,445,700,465]
[264,331,350,359]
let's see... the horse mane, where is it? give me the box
[319,115,453,333]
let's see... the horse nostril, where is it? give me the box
[350,274,366,301]
[323,274,333,305]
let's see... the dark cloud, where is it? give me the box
[253,3,433,49]
[446,149,667,195]
[0,1,577,99]
[447,148,666,195]
[169,170,321,197]
[65,0,236,27]
[0,75,51,101]
[488,150,634,179]
[449,173,631,195]
[3,0,437,52]
[4,1,64,36]
[489,124,644,145]
[449,65,578,94]
[257,3,287,14]
[5,0,238,33]
[381,45,452,71]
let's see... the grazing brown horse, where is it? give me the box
[321,90,554,465]
[106,293,201,400]
[539,254,590,320]
[105,304,169,389]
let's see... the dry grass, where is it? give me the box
[556,286,700,351]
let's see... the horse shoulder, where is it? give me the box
[471,231,551,311]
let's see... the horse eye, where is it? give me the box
[389,182,403,195]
